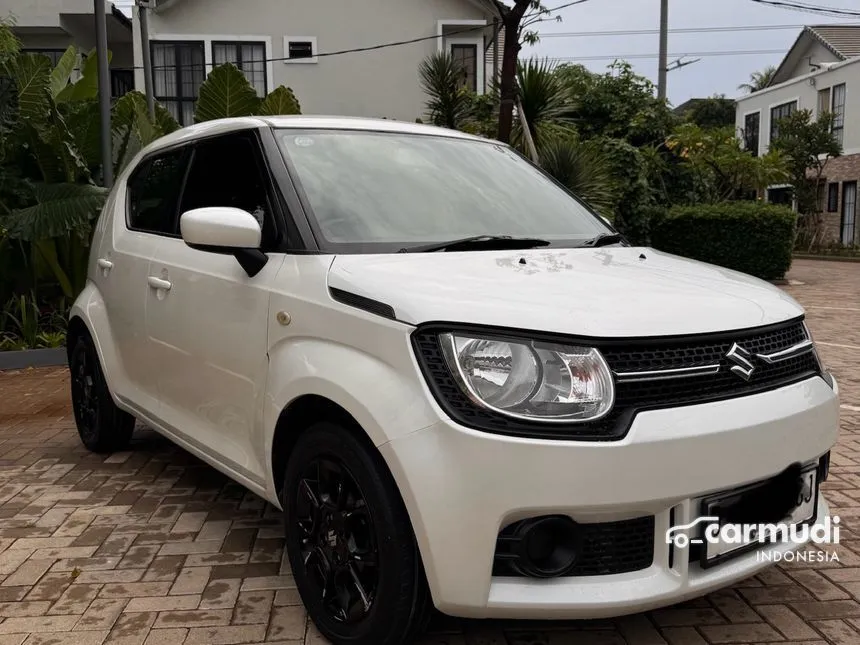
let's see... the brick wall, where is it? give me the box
[816,153,860,246]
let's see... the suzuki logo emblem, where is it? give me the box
[726,343,756,381]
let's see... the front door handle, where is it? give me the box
[147,276,172,291]
[97,258,113,270]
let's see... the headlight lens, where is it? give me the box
[439,332,615,422]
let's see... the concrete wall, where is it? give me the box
[133,0,494,122]
[735,57,860,157]
[786,39,841,80]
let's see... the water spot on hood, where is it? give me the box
[495,252,574,275]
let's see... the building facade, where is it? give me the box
[735,25,860,247]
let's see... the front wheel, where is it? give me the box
[69,332,135,453]
[282,422,432,645]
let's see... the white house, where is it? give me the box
[735,25,860,247]
[131,0,503,126]
[0,0,134,98]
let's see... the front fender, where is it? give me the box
[262,333,443,501]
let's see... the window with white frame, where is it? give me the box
[152,41,205,126]
[212,41,267,96]
[284,37,317,63]
[831,83,846,147]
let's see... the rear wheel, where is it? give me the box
[282,422,432,645]
[69,332,135,453]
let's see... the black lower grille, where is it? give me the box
[493,516,655,577]
[412,318,822,440]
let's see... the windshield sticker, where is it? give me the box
[294,136,315,147]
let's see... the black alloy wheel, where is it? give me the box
[283,422,432,645]
[69,333,135,453]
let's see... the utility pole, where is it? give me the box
[137,1,156,119]
[492,17,500,90]
[94,0,113,187]
[657,0,668,101]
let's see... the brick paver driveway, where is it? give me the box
[0,258,858,645]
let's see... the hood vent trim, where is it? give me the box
[329,287,396,320]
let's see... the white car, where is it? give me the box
[68,116,840,645]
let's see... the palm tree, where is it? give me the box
[538,136,617,217]
[418,51,472,130]
[738,65,777,94]
[513,58,575,152]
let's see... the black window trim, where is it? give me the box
[827,182,839,213]
[830,82,846,145]
[743,110,760,156]
[125,146,192,239]
[211,40,268,95]
[287,40,315,60]
[150,39,206,126]
[769,99,797,143]
[124,127,296,252]
[450,43,478,93]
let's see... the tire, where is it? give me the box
[282,422,432,645]
[69,332,135,453]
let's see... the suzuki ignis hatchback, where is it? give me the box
[69,117,840,645]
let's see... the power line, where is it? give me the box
[546,48,787,62]
[539,22,859,38]
[748,0,860,18]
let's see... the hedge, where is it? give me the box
[650,202,797,281]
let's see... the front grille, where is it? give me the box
[412,318,822,440]
[493,516,655,577]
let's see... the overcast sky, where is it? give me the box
[525,0,859,106]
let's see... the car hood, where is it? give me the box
[327,247,804,337]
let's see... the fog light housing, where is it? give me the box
[511,516,580,578]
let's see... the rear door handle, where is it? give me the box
[97,258,113,270]
[147,276,172,291]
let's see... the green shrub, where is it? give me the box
[651,202,796,280]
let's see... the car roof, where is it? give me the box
[137,115,489,158]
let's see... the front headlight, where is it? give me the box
[439,332,615,422]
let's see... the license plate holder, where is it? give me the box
[699,465,819,569]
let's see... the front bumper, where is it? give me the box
[380,375,839,619]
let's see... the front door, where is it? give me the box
[842,181,857,246]
[146,130,284,485]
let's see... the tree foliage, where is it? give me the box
[685,95,736,129]
[666,123,788,203]
[555,61,676,146]
[738,65,777,94]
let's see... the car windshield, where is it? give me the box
[276,129,610,252]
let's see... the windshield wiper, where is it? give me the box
[399,235,551,253]
[580,233,628,248]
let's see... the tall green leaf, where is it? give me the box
[64,100,102,168]
[2,182,107,241]
[258,86,301,116]
[155,102,180,134]
[49,46,77,98]
[55,48,110,103]
[3,53,51,123]
[194,63,261,123]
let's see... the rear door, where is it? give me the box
[95,147,190,415]
[146,129,285,484]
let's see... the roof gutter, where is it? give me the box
[735,55,860,102]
